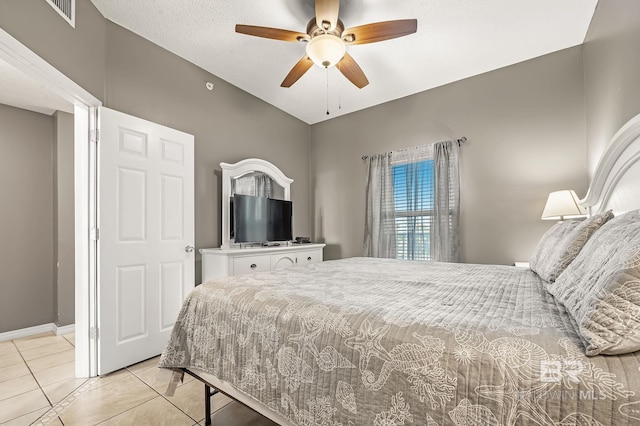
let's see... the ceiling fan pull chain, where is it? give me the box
[338,66,342,110]
[326,67,330,115]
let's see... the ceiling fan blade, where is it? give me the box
[235,24,309,42]
[315,0,340,31]
[337,53,369,89]
[342,19,417,45]
[281,56,314,87]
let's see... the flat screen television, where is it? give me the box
[233,194,293,244]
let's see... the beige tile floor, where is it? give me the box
[0,332,278,425]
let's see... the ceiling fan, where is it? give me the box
[235,0,417,89]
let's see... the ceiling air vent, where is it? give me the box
[45,0,75,28]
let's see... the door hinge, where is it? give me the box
[90,327,99,339]
[90,129,100,143]
[91,228,100,240]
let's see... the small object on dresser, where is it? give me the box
[295,236,311,244]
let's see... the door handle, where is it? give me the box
[185,245,195,253]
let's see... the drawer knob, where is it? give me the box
[250,263,257,269]
[307,256,312,261]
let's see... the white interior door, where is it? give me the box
[98,107,194,375]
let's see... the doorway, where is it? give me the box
[0,28,100,377]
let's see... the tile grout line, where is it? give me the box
[33,369,151,426]
[4,334,231,426]
[1,334,76,425]
[157,374,208,423]
[92,372,167,425]
[31,376,101,425]
[127,363,234,423]
[18,348,65,408]
[4,338,55,424]
[129,366,202,424]
[18,334,78,405]
[20,342,75,364]
[158,379,234,424]
[35,364,189,426]
[0,339,29,383]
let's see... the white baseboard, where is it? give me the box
[0,323,75,342]
[55,324,75,336]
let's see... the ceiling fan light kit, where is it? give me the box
[306,34,346,68]
[235,0,417,89]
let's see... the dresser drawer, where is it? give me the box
[233,255,271,275]
[201,244,326,279]
[271,253,296,270]
[297,248,323,266]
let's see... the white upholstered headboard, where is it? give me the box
[581,112,640,215]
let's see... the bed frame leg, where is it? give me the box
[205,384,212,426]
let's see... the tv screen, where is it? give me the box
[233,194,292,243]
[268,196,293,242]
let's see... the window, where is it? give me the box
[392,159,434,260]
[364,141,460,262]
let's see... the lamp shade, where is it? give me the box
[306,34,346,68]
[541,190,587,220]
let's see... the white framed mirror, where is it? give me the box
[220,158,293,249]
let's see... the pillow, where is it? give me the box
[548,209,640,355]
[530,221,579,279]
[529,210,614,282]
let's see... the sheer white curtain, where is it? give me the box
[363,153,396,258]
[363,141,461,262]
[254,173,272,197]
[232,172,272,197]
[432,140,461,262]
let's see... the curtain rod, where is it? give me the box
[361,137,467,161]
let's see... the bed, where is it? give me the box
[159,113,640,426]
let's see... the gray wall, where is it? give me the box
[0,0,312,331]
[104,22,311,283]
[0,0,106,331]
[0,104,55,332]
[54,111,75,327]
[0,0,106,102]
[311,47,588,265]
[583,0,640,177]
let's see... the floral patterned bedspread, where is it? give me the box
[159,257,640,425]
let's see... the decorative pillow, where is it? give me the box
[548,209,640,355]
[530,221,579,278]
[529,210,614,282]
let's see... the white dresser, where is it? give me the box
[200,243,325,281]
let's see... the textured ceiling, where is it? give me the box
[1,1,598,122]
[90,0,597,124]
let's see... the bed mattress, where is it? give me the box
[159,257,640,425]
